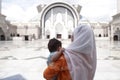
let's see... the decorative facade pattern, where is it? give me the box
[39,2,81,39]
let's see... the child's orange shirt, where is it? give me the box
[43,54,71,80]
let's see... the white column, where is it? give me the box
[63,9,68,39]
[50,9,55,38]
[111,24,115,41]
[65,9,67,29]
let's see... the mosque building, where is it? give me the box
[32,1,108,39]
[10,1,109,40]
[7,1,109,40]
[12,1,81,40]
[110,0,120,41]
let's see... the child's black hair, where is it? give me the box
[48,38,62,52]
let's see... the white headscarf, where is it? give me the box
[64,24,97,80]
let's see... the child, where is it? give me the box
[46,38,64,80]
[47,38,64,66]
[43,38,71,80]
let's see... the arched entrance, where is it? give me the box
[99,34,101,37]
[113,28,120,41]
[0,27,5,41]
[68,30,72,39]
[40,2,80,39]
[46,30,50,39]
[114,35,118,41]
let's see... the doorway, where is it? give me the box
[0,28,5,41]
[56,34,62,38]
[0,35,5,41]
[114,35,118,41]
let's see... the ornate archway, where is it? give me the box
[40,2,80,39]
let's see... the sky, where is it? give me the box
[1,0,117,22]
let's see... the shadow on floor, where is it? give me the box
[0,74,26,80]
[24,56,47,60]
[0,56,17,60]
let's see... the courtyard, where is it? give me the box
[0,38,120,80]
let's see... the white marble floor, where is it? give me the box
[0,39,120,80]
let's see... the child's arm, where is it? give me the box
[51,48,65,62]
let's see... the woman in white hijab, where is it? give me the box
[64,24,97,80]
